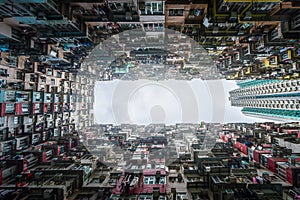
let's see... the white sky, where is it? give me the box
[94,79,275,125]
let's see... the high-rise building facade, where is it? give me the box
[230,80,300,121]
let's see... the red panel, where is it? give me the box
[241,143,248,155]
[57,146,60,155]
[261,144,272,148]
[112,172,166,196]
[15,103,22,115]
[0,104,5,116]
[23,160,28,173]
[235,142,242,149]
[286,130,299,134]
[253,151,259,162]
[254,150,271,162]
[44,104,47,113]
[267,157,288,173]
[267,158,276,172]
[221,134,226,142]
[286,168,293,184]
[53,103,57,112]
[234,143,238,149]
[235,142,248,155]
[42,152,47,162]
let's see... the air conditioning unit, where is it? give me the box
[125,12,132,21]
[230,12,238,21]
[43,189,53,200]
[189,15,195,19]
[36,12,46,20]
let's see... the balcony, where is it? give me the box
[15,103,30,115]
[4,103,15,115]
[15,92,30,103]
[32,103,42,114]
[16,135,29,150]
[43,103,53,114]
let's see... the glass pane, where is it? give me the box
[158,2,163,11]
[145,3,151,14]
[152,3,157,11]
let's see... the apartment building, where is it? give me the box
[0,0,299,199]
[229,79,300,121]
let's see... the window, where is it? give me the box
[41,76,46,83]
[0,117,4,127]
[144,2,163,15]
[0,69,8,77]
[5,103,15,113]
[51,79,55,85]
[32,134,40,144]
[145,3,151,14]
[47,69,53,76]
[139,195,152,200]
[22,104,29,113]
[152,3,157,10]
[169,9,184,16]
[16,71,24,80]
[50,50,58,57]
[35,104,40,112]
[5,91,15,102]
[30,75,35,82]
